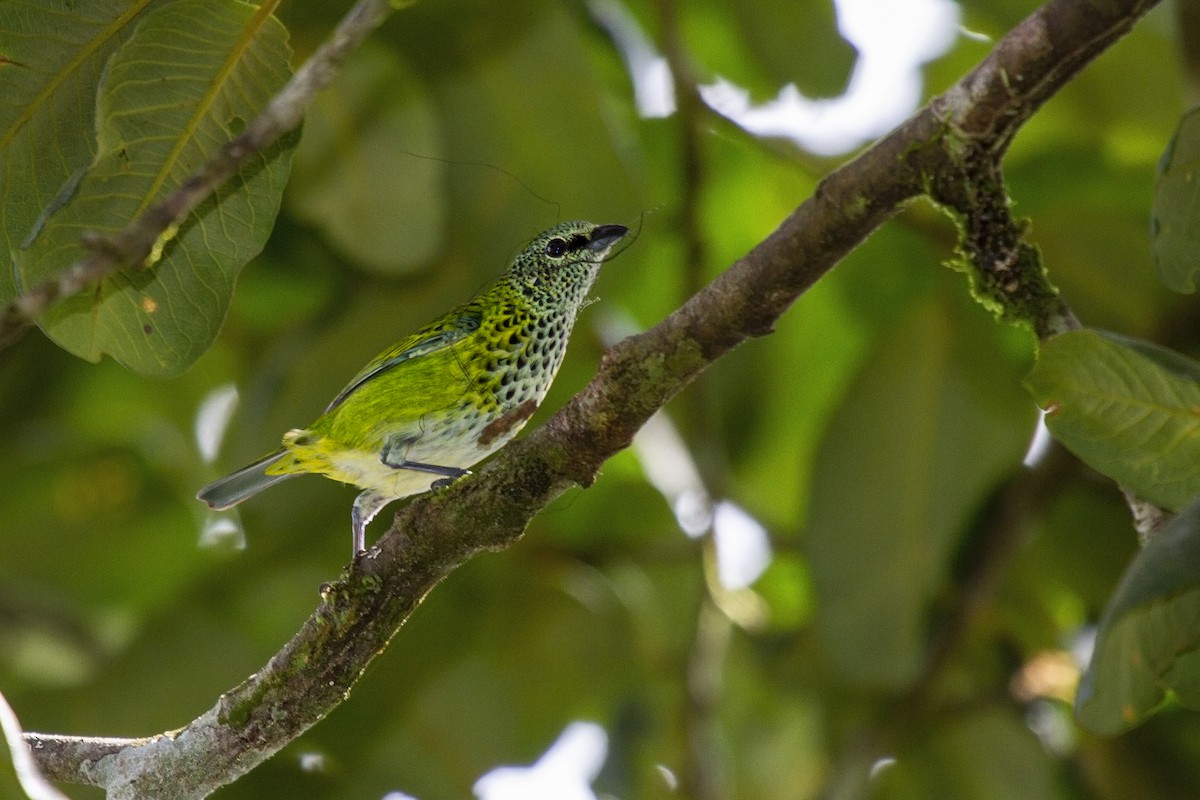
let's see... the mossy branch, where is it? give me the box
[20,0,1162,796]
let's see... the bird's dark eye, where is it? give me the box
[545,238,566,257]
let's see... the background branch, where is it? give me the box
[18,0,1162,795]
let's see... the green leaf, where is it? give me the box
[808,293,1036,687]
[1025,329,1200,511]
[727,0,853,98]
[675,0,853,100]
[873,708,1058,800]
[287,41,445,276]
[1152,107,1200,293]
[1077,497,1200,734]
[0,0,166,300]
[13,0,294,377]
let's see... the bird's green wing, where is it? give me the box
[324,309,482,412]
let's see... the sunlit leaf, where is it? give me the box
[1025,329,1200,511]
[1152,107,1200,293]
[808,293,1036,687]
[13,0,294,377]
[1078,497,1200,734]
[0,0,165,300]
[727,0,852,98]
[673,0,851,99]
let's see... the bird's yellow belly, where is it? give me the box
[272,409,521,500]
[318,448,458,499]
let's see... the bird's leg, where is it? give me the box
[379,435,470,488]
[351,490,392,555]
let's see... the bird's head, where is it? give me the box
[508,221,628,310]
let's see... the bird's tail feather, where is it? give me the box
[197,451,293,510]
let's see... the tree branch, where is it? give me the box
[0,0,396,350]
[21,0,1162,796]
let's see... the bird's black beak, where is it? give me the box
[588,224,629,251]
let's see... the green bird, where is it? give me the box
[198,220,629,555]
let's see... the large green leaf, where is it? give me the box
[13,0,294,377]
[287,41,445,276]
[1078,497,1200,734]
[1152,107,1200,293]
[1025,330,1200,511]
[808,294,1036,687]
[727,0,852,98]
[671,0,852,100]
[0,0,164,300]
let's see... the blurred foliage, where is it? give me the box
[1079,498,1200,736]
[810,291,1037,688]
[2,0,1200,799]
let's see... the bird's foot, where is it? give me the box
[431,469,471,490]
